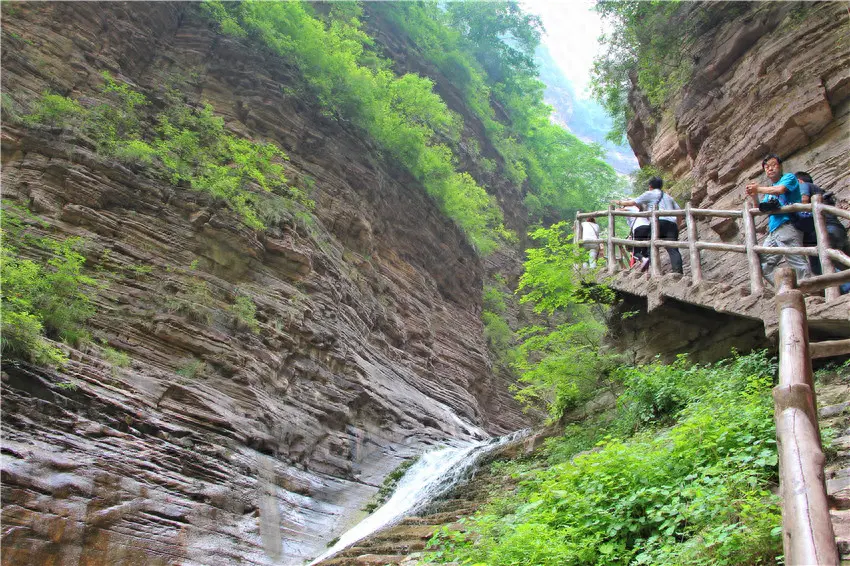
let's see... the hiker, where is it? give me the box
[745,154,810,285]
[618,205,649,268]
[580,216,601,267]
[796,171,849,276]
[614,177,683,274]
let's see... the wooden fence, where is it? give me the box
[575,194,850,565]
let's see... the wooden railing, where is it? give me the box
[575,194,850,300]
[575,194,850,565]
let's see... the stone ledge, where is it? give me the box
[601,270,850,339]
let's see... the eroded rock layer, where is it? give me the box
[0,3,529,564]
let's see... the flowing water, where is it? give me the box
[308,429,530,565]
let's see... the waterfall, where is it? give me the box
[308,429,530,565]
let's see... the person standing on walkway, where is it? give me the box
[796,171,849,276]
[580,216,601,267]
[614,177,683,274]
[617,205,649,268]
[745,154,811,285]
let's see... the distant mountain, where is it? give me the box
[536,44,638,174]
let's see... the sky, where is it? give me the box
[522,0,604,98]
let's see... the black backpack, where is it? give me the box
[792,183,823,234]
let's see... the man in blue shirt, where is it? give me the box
[745,154,811,285]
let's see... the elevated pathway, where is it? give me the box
[579,196,850,563]
[604,270,850,339]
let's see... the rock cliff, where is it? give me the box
[0,3,531,564]
[627,1,849,288]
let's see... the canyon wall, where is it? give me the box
[0,3,531,564]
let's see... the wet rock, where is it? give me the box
[0,3,531,565]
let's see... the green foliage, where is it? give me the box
[511,221,620,419]
[591,1,743,143]
[230,294,259,333]
[483,285,508,314]
[427,352,782,566]
[102,346,131,368]
[517,222,613,315]
[176,358,206,379]
[512,315,619,419]
[20,74,309,231]
[2,92,23,124]
[1,202,97,365]
[482,311,515,367]
[202,0,510,254]
[102,346,131,377]
[163,276,215,325]
[374,2,625,223]
[481,282,520,370]
[23,92,86,129]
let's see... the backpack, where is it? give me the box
[792,183,822,234]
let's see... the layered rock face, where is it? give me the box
[628,1,850,289]
[0,3,530,564]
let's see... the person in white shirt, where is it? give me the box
[620,205,650,267]
[580,216,601,267]
[615,177,683,274]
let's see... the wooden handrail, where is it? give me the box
[574,194,848,563]
[774,268,839,565]
[574,195,847,302]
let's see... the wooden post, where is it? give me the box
[607,204,616,274]
[812,194,839,301]
[574,212,581,247]
[686,202,702,285]
[742,202,764,295]
[650,209,660,277]
[772,268,838,566]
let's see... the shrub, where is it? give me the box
[230,294,259,333]
[23,92,86,128]
[1,202,97,365]
[102,346,131,368]
[176,359,206,379]
[163,277,215,325]
[427,352,782,566]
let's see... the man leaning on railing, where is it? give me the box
[745,154,811,286]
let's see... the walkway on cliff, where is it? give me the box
[604,269,849,339]
[579,198,850,563]
[314,200,850,564]
[578,196,850,342]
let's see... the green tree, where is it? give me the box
[1,202,97,365]
[203,0,511,254]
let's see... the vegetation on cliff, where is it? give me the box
[591,1,745,144]
[202,0,511,254]
[0,202,96,365]
[2,70,310,365]
[203,0,622,252]
[428,352,782,565]
[18,72,311,231]
[371,2,623,223]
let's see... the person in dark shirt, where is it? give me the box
[795,171,849,275]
